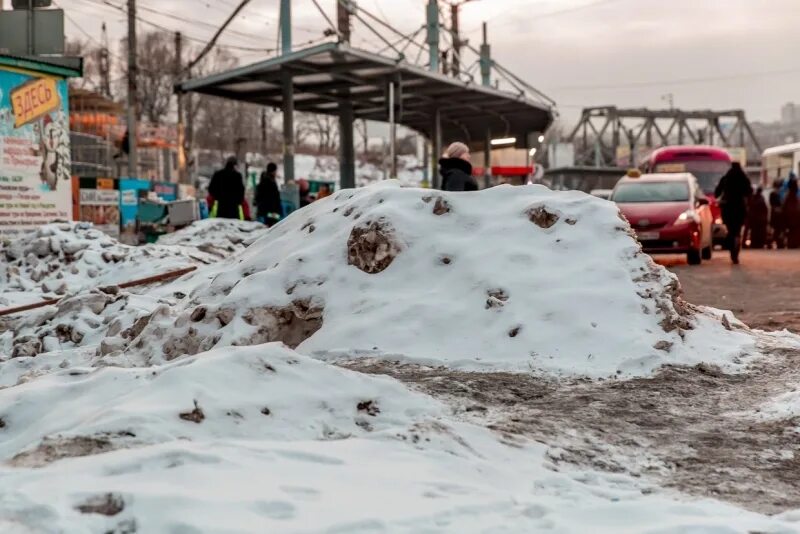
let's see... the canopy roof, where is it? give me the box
[177,42,554,149]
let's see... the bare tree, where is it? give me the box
[117,31,175,124]
[309,114,339,154]
[355,119,368,158]
[182,47,238,171]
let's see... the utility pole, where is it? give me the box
[26,0,34,55]
[126,0,138,177]
[426,0,439,72]
[337,0,351,43]
[175,31,186,184]
[338,0,355,188]
[261,109,269,157]
[662,93,674,110]
[479,22,491,86]
[99,23,111,98]
[450,3,460,77]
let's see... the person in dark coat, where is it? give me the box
[714,162,752,264]
[207,156,249,220]
[256,162,283,227]
[783,177,800,248]
[769,178,785,248]
[439,142,479,192]
[746,186,768,249]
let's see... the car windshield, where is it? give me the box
[654,160,731,193]
[612,181,690,203]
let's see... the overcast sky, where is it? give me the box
[12,0,800,125]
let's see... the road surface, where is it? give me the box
[657,249,800,332]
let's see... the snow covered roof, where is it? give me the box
[177,42,554,150]
[618,172,696,184]
[762,141,800,158]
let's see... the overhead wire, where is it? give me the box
[310,0,341,40]
[186,0,253,71]
[553,67,800,91]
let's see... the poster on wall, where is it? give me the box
[74,177,120,239]
[0,68,72,237]
[79,188,120,238]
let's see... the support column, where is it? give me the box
[280,0,291,55]
[337,0,352,43]
[450,3,461,77]
[389,82,397,179]
[480,22,491,86]
[339,101,355,189]
[422,140,430,187]
[431,107,442,189]
[175,31,186,184]
[484,128,491,189]
[126,0,138,177]
[282,70,295,183]
[738,115,745,147]
[426,0,439,72]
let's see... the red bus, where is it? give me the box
[646,146,732,246]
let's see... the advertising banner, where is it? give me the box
[0,66,72,237]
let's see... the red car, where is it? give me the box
[611,172,714,265]
[646,146,733,246]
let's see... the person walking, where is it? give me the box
[769,178,785,248]
[783,177,800,248]
[207,156,250,220]
[714,162,752,264]
[439,142,479,192]
[746,186,768,249]
[256,162,283,227]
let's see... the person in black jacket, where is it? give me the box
[256,162,283,227]
[714,162,753,264]
[208,156,248,220]
[439,142,479,192]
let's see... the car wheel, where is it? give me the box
[687,248,702,265]
[702,246,712,260]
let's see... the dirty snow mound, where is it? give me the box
[0,221,266,308]
[116,181,753,377]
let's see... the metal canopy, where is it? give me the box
[177,42,554,149]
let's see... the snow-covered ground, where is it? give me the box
[1,182,800,532]
[0,220,267,308]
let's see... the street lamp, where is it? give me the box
[490,137,516,146]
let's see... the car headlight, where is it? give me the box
[714,217,723,225]
[673,210,700,225]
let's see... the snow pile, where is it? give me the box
[119,181,753,377]
[155,218,265,251]
[0,221,267,308]
[0,343,795,533]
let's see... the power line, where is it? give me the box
[553,67,800,91]
[466,0,624,33]
[187,0,252,71]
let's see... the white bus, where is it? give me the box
[762,141,800,186]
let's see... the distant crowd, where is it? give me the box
[206,157,331,227]
[747,170,800,250]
